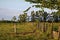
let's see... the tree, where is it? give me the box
[24,12,27,22]
[25,0,60,39]
[12,16,16,21]
[35,11,39,17]
[43,12,48,22]
[35,11,40,29]
[31,11,35,22]
[2,18,4,21]
[52,12,58,22]
[18,13,27,22]
[25,0,60,13]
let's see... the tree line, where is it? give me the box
[1,10,60,23]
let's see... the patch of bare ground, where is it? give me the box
[53,31,59,39]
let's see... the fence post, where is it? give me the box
[51,21,54,39]
[14,23,16,33]
[58,23,60,40]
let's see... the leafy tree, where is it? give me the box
[35,11,39,17]
[18,14,21,22]
[25,0,60,39]
[25,0,60,13]
[43,12,48,22]
[18,13,27,22]
[24,12,27,22]
[12,16,16,21]
[31,11,35,22]
[39,10,43,21]
[18,14,23,22]
[19,14,24,22]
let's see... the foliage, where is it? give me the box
[12,16,16,21]
[25,0,60,9]
[43,12,48,21]
[18,13,27,22]
[31,11,35,22]
[25,0,60,16]
[53,26,58,32]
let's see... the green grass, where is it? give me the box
[0,22,60,40]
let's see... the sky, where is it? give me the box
[0,0,58,20]
[0,0,31,20]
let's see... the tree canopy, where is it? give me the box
[25,0,60,12]
[24,0,60,17]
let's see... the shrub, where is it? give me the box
[53,26,58,32]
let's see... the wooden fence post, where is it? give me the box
[58,23,60,40]
[51,21,53,39]
[14,23,16,33]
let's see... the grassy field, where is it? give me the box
[0,22,60,40]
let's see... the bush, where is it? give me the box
[53,26,58,32]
